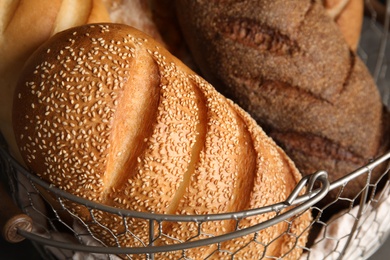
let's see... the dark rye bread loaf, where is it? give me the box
[175,0,386,205]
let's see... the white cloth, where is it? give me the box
[302,187,390,260]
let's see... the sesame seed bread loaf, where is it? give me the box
[175,0,386,207]
[13,23,312,259]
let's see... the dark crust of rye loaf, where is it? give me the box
[175,0,385,203]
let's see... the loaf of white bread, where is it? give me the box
[13,23,312,259]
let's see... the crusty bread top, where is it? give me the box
[175,0,382,158]
[13,22,303,210]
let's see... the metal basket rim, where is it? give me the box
[0,140,331,221]
[1,142,390,255]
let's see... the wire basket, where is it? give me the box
[1,1,390,259]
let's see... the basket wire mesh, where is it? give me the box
[1,1,390,259]
[1,135,389,259]
[0,141,331,259]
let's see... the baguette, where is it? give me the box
[13,23,311,259]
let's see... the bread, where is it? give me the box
[101,0,165,44]
[13,23,311,259]
[0,0,167,165]
[148,0,199,70]
[0,0,111,163]
[323,0,364,51]
[175,0,386,207]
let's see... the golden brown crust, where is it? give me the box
[175,0,384,204]
[13,23,311,259]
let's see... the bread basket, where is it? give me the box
[1,1,390,259]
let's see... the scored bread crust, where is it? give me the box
[13,23,311,259]
[0,0,166,165]
[175,0,384,205]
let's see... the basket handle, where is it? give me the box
[0,181,32,243]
